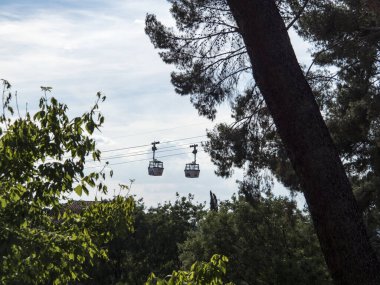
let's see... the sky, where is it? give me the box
[0,0,312,207]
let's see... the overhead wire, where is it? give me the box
[85,150,205,169]
[156,140,205,150]
[110,122,209,139]
[99,140,204,160]
[45,135,207,162]
[100,135,206,153]
[76,137,207,169]
[87,136,206,163]
[85,145,200,163]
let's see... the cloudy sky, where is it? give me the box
[0,0,311,206]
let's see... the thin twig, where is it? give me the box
[15,91,21,118]
[286,0,310,30]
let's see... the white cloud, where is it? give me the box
[0,0,310,206]
[134,19,144,25]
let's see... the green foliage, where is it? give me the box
[144,0,303,194]
[0,80,108,209]
[0,81,134,284]
[146,254,234,285]
[145,1,380,246]
[145,1,247,120]
[84,193,206,285]
[81,196,135,245]
[70,196,135,284]
[179,196,332,285]
[0,195,136,284]
[274,0,380,201]
[0,212,104,284]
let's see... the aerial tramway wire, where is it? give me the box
[85,150,204,169]
[98,141,204,160]
[100,135,206,153]
[45,135,207,162]
[110,122,209,139]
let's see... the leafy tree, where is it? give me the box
[68,195,135,284]
[146,254,234,285]
[145,1,380,283]
[179,195,332,285]
[0,81,134,284]
[85,193,206,284]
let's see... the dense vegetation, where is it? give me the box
[0,81,135,284]
[1,0,380,283]
[0,82,331,283]
[81,194,331,284]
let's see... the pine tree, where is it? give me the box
[145,0,380,283]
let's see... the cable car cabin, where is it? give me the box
[184,163,200,178]
[148,160,164,176]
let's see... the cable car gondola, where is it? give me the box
[148,141,164,176]
[184,144,200,178]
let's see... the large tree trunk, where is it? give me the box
[226,0,380,284]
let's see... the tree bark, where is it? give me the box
[226,0,380,284]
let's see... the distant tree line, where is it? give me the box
[82,193,332,285]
